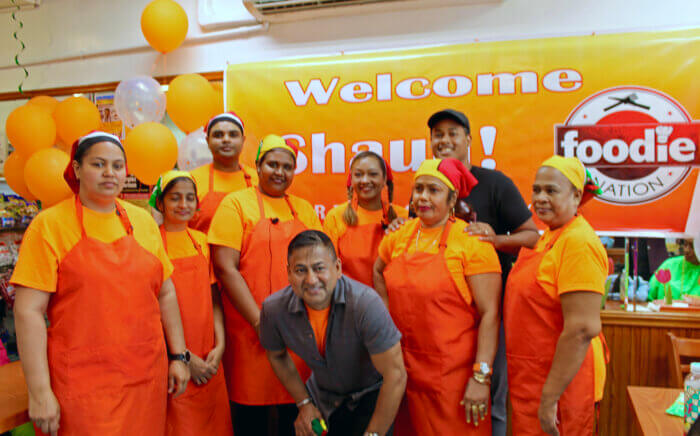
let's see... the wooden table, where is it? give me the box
[627,386,684,435]
[0,361,29,433]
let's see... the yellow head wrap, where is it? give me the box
[256,134,297,162]
[148,170,196,209]
[414,159,455,190]
[540,155,585,191]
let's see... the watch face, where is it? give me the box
[184,350,191,363]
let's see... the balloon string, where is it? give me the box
[149,55,158,75]
[149,54,167,83]
[10,0,29,94]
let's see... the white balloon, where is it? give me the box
[177,128,212,171]
[114,76,166,129]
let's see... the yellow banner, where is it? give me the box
[226,29,700,234]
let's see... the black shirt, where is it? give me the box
[461,166,532,285]
[259,276,401,419]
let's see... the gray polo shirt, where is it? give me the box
[259,275,401,420]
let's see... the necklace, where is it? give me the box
[415,223,443,252]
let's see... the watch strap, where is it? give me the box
[473,361,492,376]
[168,349,190,363]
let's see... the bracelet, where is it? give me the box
[472,372,491,385]
[296,397,312,408]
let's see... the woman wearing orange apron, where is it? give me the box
[189,112,257,233]
[149,170,233,436]
[209,135,322,436]
[324,151,407,287]
[373,158,502,435]
[505,156,608,436]
[11,131,190,435]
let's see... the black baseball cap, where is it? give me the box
[428,109,470,134]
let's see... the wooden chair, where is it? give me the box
[667,332,700,387]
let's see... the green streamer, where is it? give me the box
[10,0,29,93]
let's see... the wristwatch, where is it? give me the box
[473,362,492,376]
[168,349,191,364]
[472,362,492,385]
[296,397,313,408]
[472,371,491,385]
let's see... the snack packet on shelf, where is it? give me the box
[0,242,13,267]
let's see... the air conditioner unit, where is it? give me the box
[199,0,259,30]
[0,0,40,12]
[243,0,501,23]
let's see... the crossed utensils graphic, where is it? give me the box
[604,93,651,111]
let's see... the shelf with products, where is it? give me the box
[0,194,37,364]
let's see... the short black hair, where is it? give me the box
[206,115,244,137]
[287,230,337,262]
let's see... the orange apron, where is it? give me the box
[222,189,311,405]
[504,236,598,436]
[189,164,252,233]
[40,196,168,435]
[384,219,491,436]
[337,222,384,286]
[161,227,232,436]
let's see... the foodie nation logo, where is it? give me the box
[555,86,700,205]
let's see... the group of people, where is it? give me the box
[11,108,609,436]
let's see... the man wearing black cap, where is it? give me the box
[428,108,539,436]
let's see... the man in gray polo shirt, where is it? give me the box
[260,230,406,436]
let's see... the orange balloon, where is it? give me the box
[141,0,188,54]
[53,96,101,147]
[124,122,178,185]
[4,152,36,201]
[24,148,72,206]
[6,104,57,158]
[166,74,217,133]
[211,82,224,113]
[27,95,59,115]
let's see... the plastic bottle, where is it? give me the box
[685,362,700,435]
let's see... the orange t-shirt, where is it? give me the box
[378,218,501,305]
[535,214,608,401]
[535,215,607,298]
[163,228,215,284]
[305,304,331,357]
[11,197,173,293]
[189,163,258,201]
[323,203,408,251]
[208,187,322,251]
